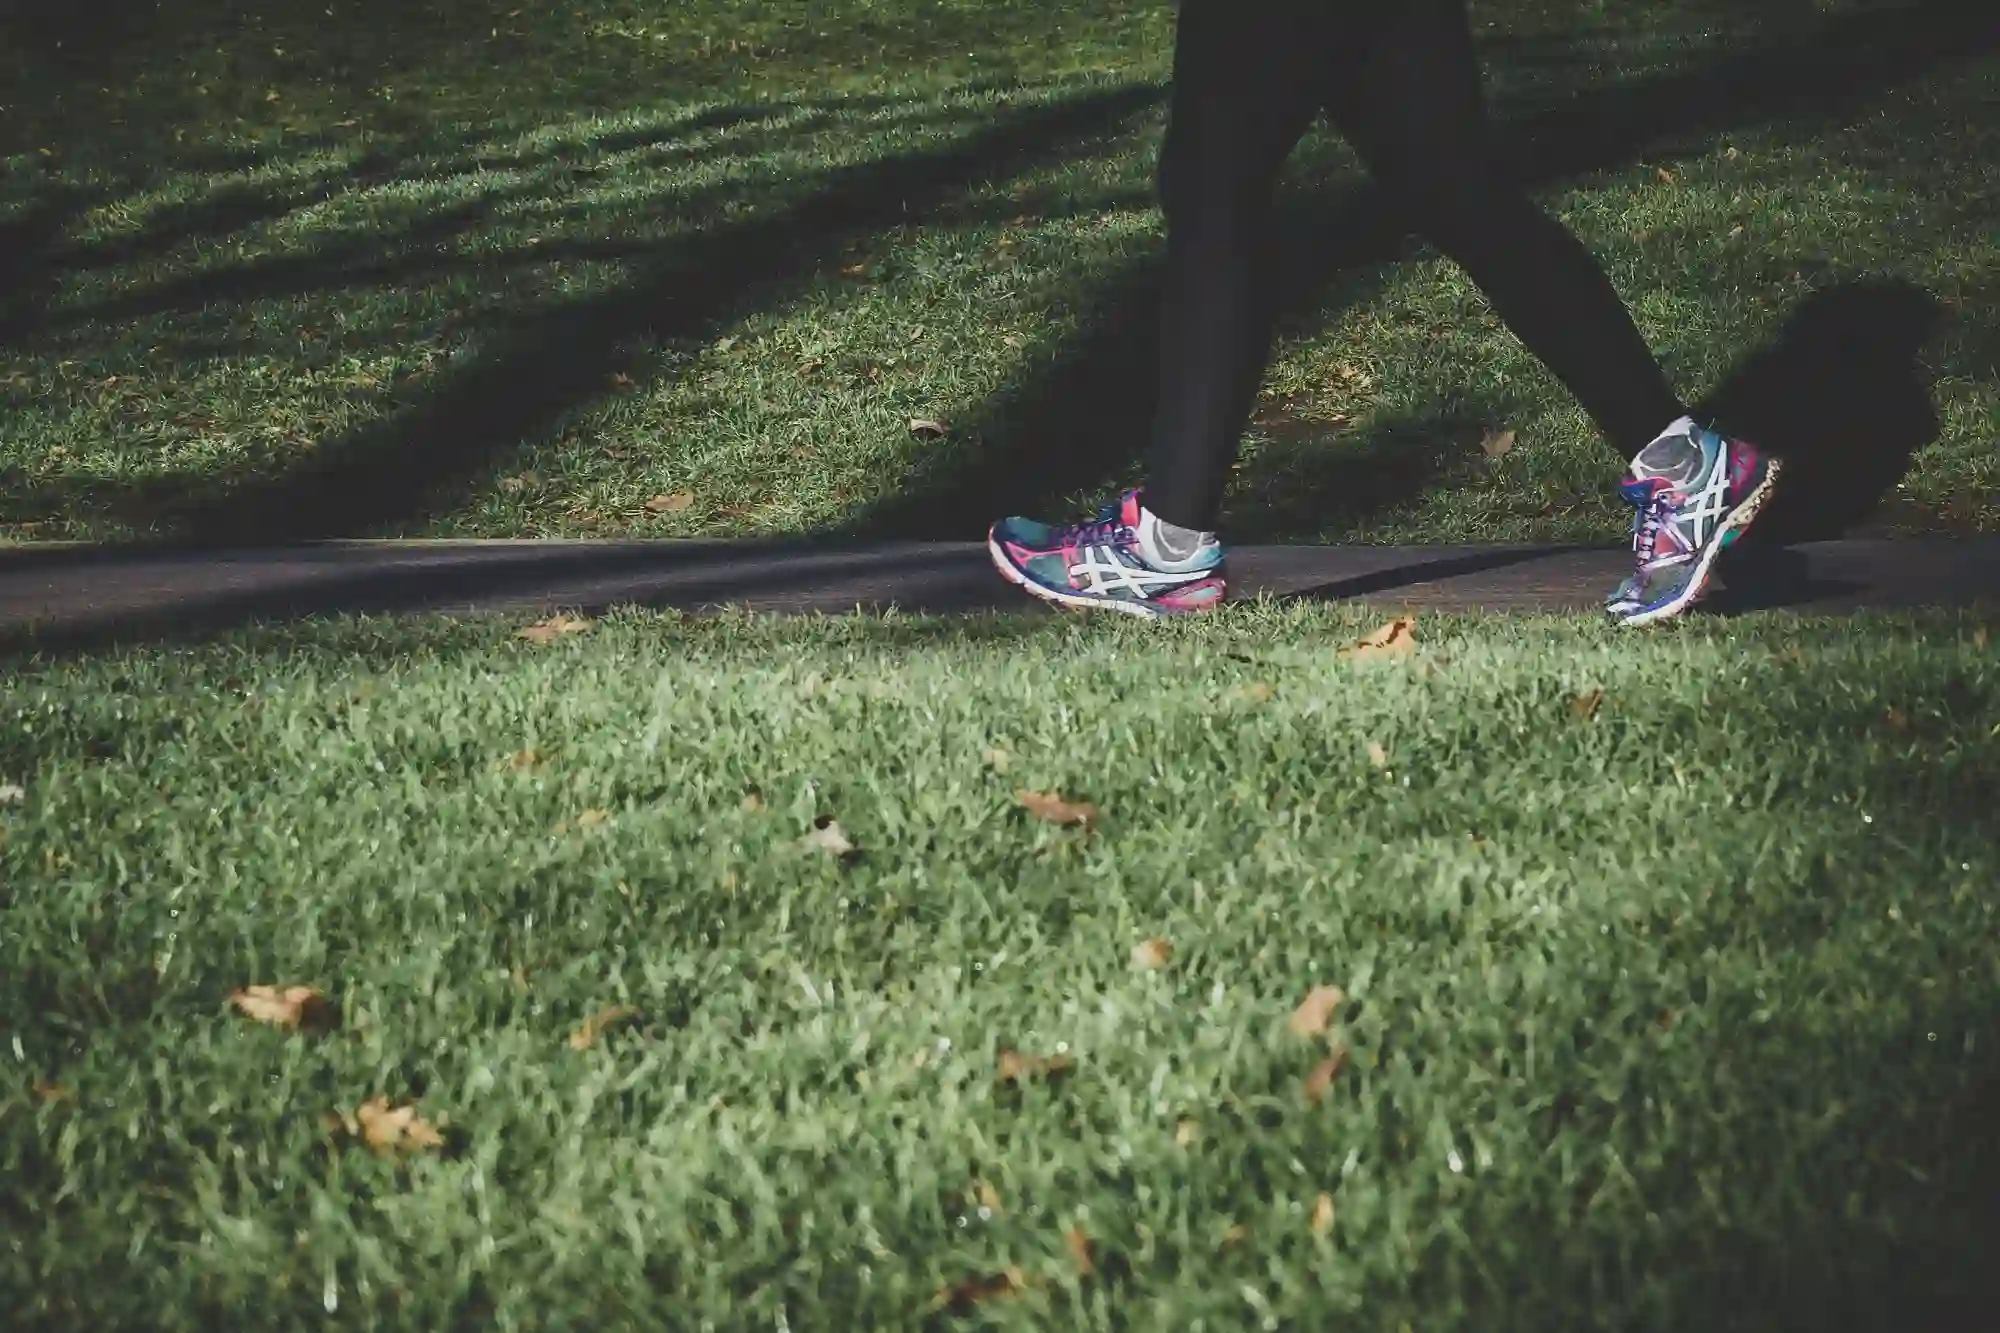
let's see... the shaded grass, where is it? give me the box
[2,605,1998,1328]
[0,0,1995,548]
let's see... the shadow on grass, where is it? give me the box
[840,0,1996,543]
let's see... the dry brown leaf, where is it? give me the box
[32,1078,71,1104]
[1340,618,1417,662]
[1237,680,1275,703]
[504,749,541,772]
[1303,1048,1350,1105]
[931,1269,1026,1313]
[1066,1225,1096,1278]
[983,748,1013,773]
[1480,428,1517,459]
[1131,937,1174,971]
[1288,984,1346,1039]
[1311,1192,1336,1236]
[576,808,611,829]
[1570,689,1607,720]
[498,471,541,493]
[1884,707,1910,732]
[1973,626,1989,651]
[1002,332,1024,349]
[1725,145,1741,161]
[1015,789,1098,829]
[1728,224,1746,239]
[976,1179,1004,1213]
[908,417,949,440]
[1656,166,1677,184]
[568,1004,640,1050]
[0,781,23,806]
[740,788,765,812]
[645,491,695,514]
[517,614,593,644]
[1220,1222,1250,1249]
[352,1097,444,1155]
[840,262,869,278]
[1365,740,1389,769]
[1175,1118,1200,1148]
[607,371,638,392]
[229,984,338,1034]
[804,816,857,858]
[997,1047,1076,1085]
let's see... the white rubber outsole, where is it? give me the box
[1615,458,1785,629]
[985,534,1204,620]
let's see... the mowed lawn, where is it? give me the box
[3,607,1999,1328]
[1,0,1996,548]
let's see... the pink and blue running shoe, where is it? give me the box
[1607,418,1783,627]
[988,490,1226,618]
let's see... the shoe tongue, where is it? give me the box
[1118,490,1146,529]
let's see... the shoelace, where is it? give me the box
[1631,488,1675,570]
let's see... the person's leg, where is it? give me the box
[985,0,1347,618]
[1137,0,1345,537]
[1325,0,1687,457]
[1328,0,1781,624]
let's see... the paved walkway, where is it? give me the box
[1,538,1995,646]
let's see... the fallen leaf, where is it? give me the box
[1725,145,1741,161]
[1288,985,1346,1039]
[931,1269,1026,1313]
[1884,707,1910,732]
[1728,224,1746,239]
[1303,1048,1350,1105]
[504,749,541,772]
[907,417,949,440]
[1015,790,1098,829]
[906,324,926,344]
[645,491,695,514]
[517,614,593,644]
[607,371,638,392]
[982,748,1012,773]
[1340,618,1417,662]
[1131,938,1174,971]
[996,1047,1076,1084]
[229,984,338,1034]
[1480,428,1517,459]
[32,1079,71,1104]
[0,782,23,805]
[568,1004,640,1050]
[1311,1192,1336,1236]
[1175,1119,1200,1148]
[804,816,857,858]
[1066,1225,1096,1278]
[352,1097,444,1155]
[1656,166,1677,184]
[575,808,611,829]
[714,336,737,353]
[976,1179,1004,1213]
[498,471,542,493]
[1237,680,1275,703]
[740,788,765,812]
[840,262,869,278]
[1365,740,1389,769]
[1002,333,1024,349]
[1220,1222,1250,1249]
[1570,690,1607,720]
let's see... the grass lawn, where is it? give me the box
[1,0,1996,547]
[3,606,1999,1328]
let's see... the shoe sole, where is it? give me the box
[986,533,1216,620]
[1615,457,1784,628]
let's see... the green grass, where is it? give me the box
[1,0,1995,547]
[3,606,1999,1329]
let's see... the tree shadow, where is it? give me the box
[105,84,1164,545]
[839,0,1997,542]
